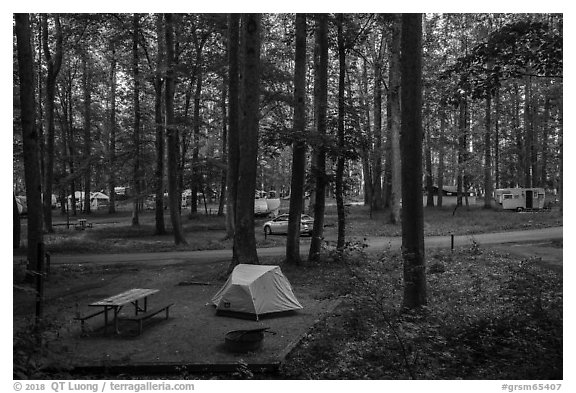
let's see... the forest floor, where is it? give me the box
[14,238,562,380]
[13,204,563,380]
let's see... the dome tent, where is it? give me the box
[211,264,303,320]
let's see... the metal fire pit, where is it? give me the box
[224,327,272,353]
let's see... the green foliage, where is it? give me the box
[442,19,562,102]
[281,247,562,379]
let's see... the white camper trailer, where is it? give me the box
[495,188,545,211]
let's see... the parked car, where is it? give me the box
[263,214,314,236]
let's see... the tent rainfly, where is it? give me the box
[211,264,303,320]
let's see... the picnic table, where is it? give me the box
[76,288,173,335]
[74,219,92,230]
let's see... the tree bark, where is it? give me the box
[286,13,307,264]
[484,95,493,208]
[457,97,467,206]
[81,49,91,214]
[437,103,446,208]
[225,14,240,240]
[15,13,44,271]
[108,44,117,215]
[494,87,500,189]
[360,58,373,208]
[14,194,21,249]
[218,75,228,217]
[231,13,262,268]
[524,77,533,187]
[154,14,166,234]
[164,13,187,245]
[132,13,141,226]
[389,14,402,224]
[41,14,62,232]
[308,14,329,262]
[371,38,384,211]
[335,13,346,251]
[540,96,550,187]
[400,13,426,310]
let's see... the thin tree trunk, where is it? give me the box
[308,14,328,262]
[14,194,21,249]
[425,117,434,207]
[191,67,203,215]
[437,103,446,208]
[360,58,373,208]
[108,45,117,215]
[286,13,307,265]
[371,45,384,211]
[16,13,44,271]
[154,14,166,234]
[132,14,141,226]
[225,14,240,240]
[484,95,493,208]
[41,14,62,233]
[165,13,187,245]
[231,13,261,268]
[513,81,524,187]
[494,87,500,189]
[218,75,228,217]
[389,14,402,223]
[541,96,550,187]
[457,97,466,207]
[82,48,91,215]
[400,13,426,310]
[524,77,533,187]
[335,13,346,251]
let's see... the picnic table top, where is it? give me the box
[89,288,159,307]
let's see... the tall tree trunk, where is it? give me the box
[524,77,533,187]
[225,14,240,240]
[513,81,524,187]
[218,75,228,217]
[286,13,307,265]
[191,66,203,215]
[41,14,62,233]
[371,42,384,211]
[231,13,262,268]
[540,96,550,187]
[457,97,467,207]
[14,194,21,249]
[153,15,166,234]
[164,13,187,245]
[108,45,117,215]
[308,14,328,262]
[389,14,402,223]
[494,87,500,189]
[335,13,346,251]
[484,95,493,208]
[16,13,44,271]
[425,117,434,207]
[437,103,446,208]
[360,58,373,208]
[132,14,141,226]
[81,48,91,214]
[400,13,426,310]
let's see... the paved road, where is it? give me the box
[36,226,562,267]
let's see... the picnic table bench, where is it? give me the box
[75,288,173,336]
[74,219,93,230]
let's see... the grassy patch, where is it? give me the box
[280,246,562,380]
[342,205,563,238]
[15,205,562,256]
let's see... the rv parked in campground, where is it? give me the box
[495,187,545,211]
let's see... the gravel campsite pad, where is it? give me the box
[13,260,339,372]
